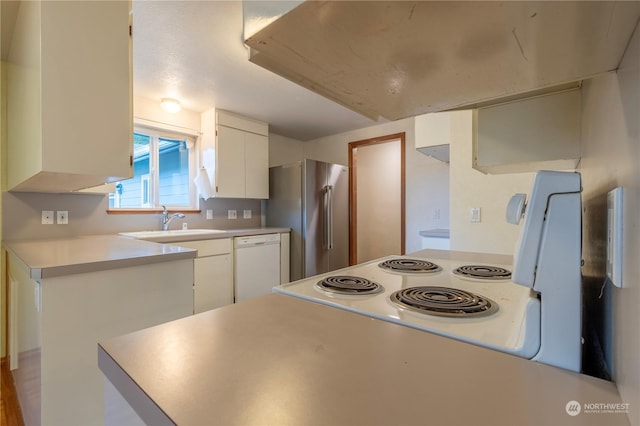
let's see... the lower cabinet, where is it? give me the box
[6,252,194,426]
[170,238,233,313]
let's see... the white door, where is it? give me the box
[349,133,405,263]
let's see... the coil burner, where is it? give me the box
[390,286,499,318]
[452,265,512,280]
[378,258,442,274]
[315,276,384,295]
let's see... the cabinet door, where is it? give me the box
[244,132,269,199]
[194,254,233,313]
[215,125,245,197]
[8,1,132,192]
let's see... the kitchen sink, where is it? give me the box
[119,229,226,243]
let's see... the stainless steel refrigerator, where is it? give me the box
[266,159,349,281]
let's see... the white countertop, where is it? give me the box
[99,293,629,426]
[3,235,196,279]
[3,227,289,279]
[419,228,450,238]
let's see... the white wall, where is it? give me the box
[579,23,639,424]
[269,133,303,167]
[449,111,535,255]
[134,95,201,134]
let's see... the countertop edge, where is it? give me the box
[119,227,291,243]
[33,250,197,280]
[3,228,289,279]
[98,344,173,425]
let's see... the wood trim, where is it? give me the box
[348,132,406,265]
[348,145,357,265]
[107,208,201,215]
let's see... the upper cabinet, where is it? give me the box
[201,109,269,199]
[415,111,457,163]
[473,89,581,174]
[6,1,132,193]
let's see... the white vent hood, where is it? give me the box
[245,1,640,121]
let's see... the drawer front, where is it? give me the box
[173,238,232,257]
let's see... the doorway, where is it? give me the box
[349,133,405,264]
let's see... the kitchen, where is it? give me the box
[1,1,640,425]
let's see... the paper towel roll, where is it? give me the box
[194,168,213,199]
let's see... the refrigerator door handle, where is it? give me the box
[322,185,334,250]
[327,185,334,249]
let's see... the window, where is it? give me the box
[109,127,197,209]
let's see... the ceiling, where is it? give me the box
[131,0,378,141]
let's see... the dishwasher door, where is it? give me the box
[234,234,281,302]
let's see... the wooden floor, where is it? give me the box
[0,358,24,426]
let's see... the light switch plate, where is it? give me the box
[206,210,213,220]
[243,209,252,219]
[470,207,481,223]
[606,187,623,288]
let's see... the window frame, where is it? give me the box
[108,124,199,212]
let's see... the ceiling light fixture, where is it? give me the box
[160,98,181,113]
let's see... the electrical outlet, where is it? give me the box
[470,207,481,223]
[56,210,69,225]
[228,210,237,219]
[206,209,213,220]
[433,208,441,220]
[243,209,252,219]
[42,210,54,225]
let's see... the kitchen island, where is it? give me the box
[4,235,197,425]
[99,293,629,426]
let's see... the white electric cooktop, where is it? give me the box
[274,252,541,359]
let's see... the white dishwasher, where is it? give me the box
[234,233,281,302]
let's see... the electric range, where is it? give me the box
[274,170,583,372]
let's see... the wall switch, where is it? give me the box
[56,210,69,225]
[243,209,252,219]
[206,209,213,220]
[606,187,623,288]
[228,210,237,219]
[42,210,54,225]
[470,207,481,223]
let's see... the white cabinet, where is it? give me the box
[6,1,132,192]
[6,252,193,425]
[473,89,581,174]
[170,238,234,313]
[213,109,269,199]
[414,111,455,163]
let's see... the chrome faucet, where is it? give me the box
[161,205,185,231]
